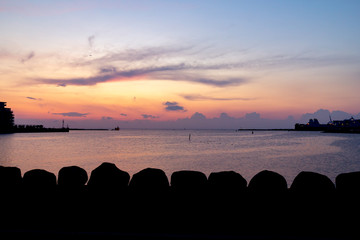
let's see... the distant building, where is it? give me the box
[295,118,327,131]
[295,117,360,133]
[327,117,360,133]
[0,102,14,132]
[0,101,69,133]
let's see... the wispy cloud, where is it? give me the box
[26,96,42,101]
[21,51,35,63]
[30,41,357,89]
[52,112,89,117]
[34,63,249,87]
[28,42,252,88]
[88,35,95,48]
[238,52,360,70]
[35,64,185,86]
[181,94,255,101]
[188,78,247,87]
[76,45,196,66]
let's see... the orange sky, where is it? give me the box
[1,1,360,128]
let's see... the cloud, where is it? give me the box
[76,45,196,65]
[101,116,113,120]
[33,42,251,88]
[120,113,127,117]
[98,66,117,74]
[88,35,95,48]
[190,112,207,120]
[245,112,261,120]
[69,43,360,76]
[142,114,159,119]
[34,63,249,87]
[37,74,114,87]
[29,111,299,129]
[172,111,296,129]
[42,44,356,90]
[52,112,89,117]
[31,109,358,130]
[26,96,41,101]
[219,112,233,119]
[163,101,186,112]
[181,94,255,101]
[189,78,246,87]
[166,106,185,111]
[21,51,35,63]
[35,64,186,87]
[25,43,359,90]
[239,52,360,71]
[299,109,356,124]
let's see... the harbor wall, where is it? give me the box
[0,162,360,239]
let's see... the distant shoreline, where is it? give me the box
[70,128,109,131]
[236,128,293,131]
[3,128,359,133]
[1,128,295,134]
[0,128,69,134]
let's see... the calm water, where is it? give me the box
[1,129,360,185]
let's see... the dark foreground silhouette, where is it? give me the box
[0,163,359,239]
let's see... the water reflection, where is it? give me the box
[0,130,359,184]
[0,134,16,166]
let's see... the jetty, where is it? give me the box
[0,101,69,133]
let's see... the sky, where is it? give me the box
[1,0,360,129]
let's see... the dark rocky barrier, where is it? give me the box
[0,163,359,239]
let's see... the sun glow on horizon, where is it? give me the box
[1,0,360,128]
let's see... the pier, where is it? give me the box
[0,102,69,133]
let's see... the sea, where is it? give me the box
[1,129,360,185]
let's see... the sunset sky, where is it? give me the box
[1,0,360,128]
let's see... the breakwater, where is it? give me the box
[1,163,359,239]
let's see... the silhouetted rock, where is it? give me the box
[0,166,22,225]
[85,163,131,231]
[23,169,56,191]
[21,169,57,224]
[58,166,88,189]
[289,172,336,236]
[208,171,247,194]
[1,165,360,237]
[247,170,289,235]
[207,171,248,232]
[0,166,22,190]
[336,171,360,195]
[21,169,57,231]
[87,162,130,192]
[171,170,207,195]
[168,171,208,233]
[248,170,287,194]
[290,171,335,196]
[335,171,360,238]
[129,168,169,195]
[127,168,171,232]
